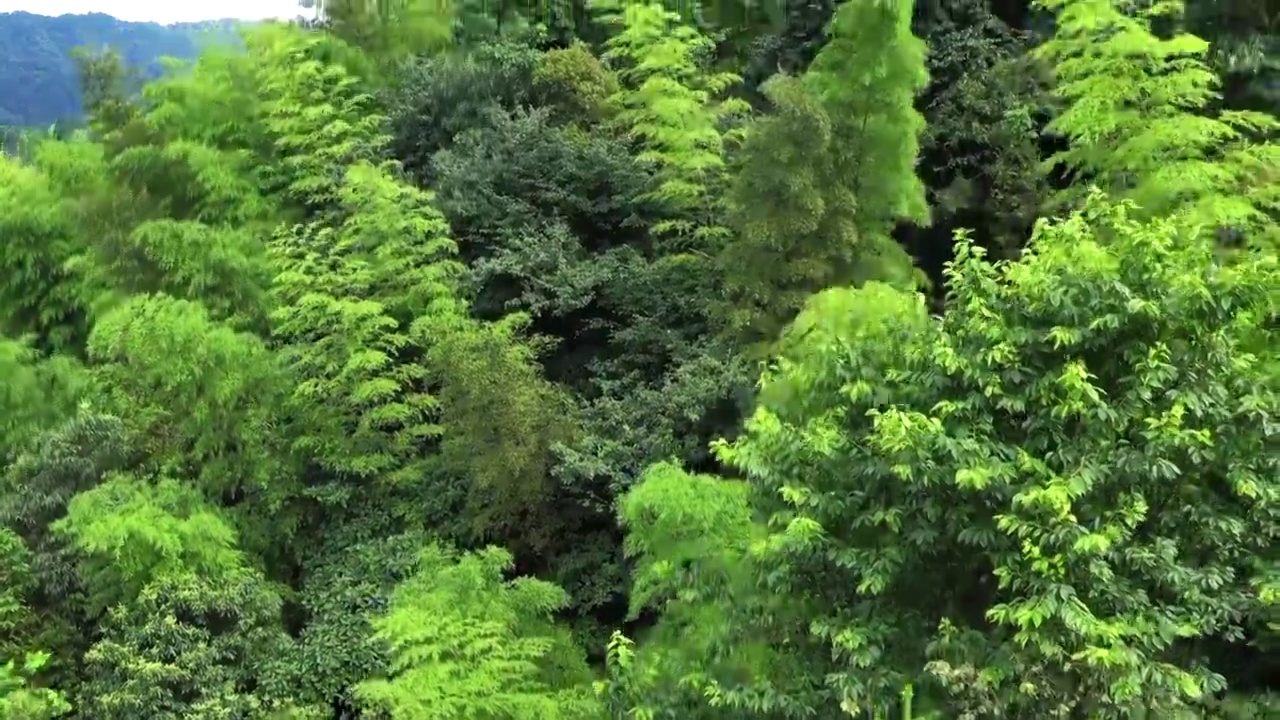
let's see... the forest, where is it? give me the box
[0,0,1276,718]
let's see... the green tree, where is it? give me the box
[601,1,748,249]
[612,462,811,718]
[275,527,431,712]
[0,157,89,352]
[85,295,291,517]
[1035,0,1280,246]
[0,411,130,687]
[321,0,455,65]
[720,0,931,346]
[391,33,752,643]
[51,474,247,609]
[0,653,71,719]
[914,0,1048,257]
[2,3,1278,717]
[628,192,1278,716]
[0,529,39,665]
[355,543,601,719]
[71,46,144,143]
[77,570,295,719]
[50,472,297,717]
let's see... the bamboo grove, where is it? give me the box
[0,1,1276,718]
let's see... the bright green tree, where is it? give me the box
[1035,0,1279,246]
[355,543,601,719]
[601,0,749,249]
[0,652,71,719]
[85,295,291,516]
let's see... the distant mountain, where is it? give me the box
[0,12,245,128]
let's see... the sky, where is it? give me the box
[0,1,307,24]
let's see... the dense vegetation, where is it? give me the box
[0,1,1276,718]
[0,11,238,129]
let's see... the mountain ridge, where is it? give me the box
[0,11,252,127]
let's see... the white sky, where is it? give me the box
[0,1,306,24]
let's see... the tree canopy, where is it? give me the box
[0,1,1276,718]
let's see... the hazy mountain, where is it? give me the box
[0,11,245,127]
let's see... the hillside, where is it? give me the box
[0,2,1275,718]
[0,11,242,127]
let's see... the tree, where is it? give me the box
[85,296,291,515]
[354,543,601,719]
[673,192,1276,716]
[720,0,932,346]
[0,157,88,352]
[320,0,455,65]
[601,0,749,249]
[0,653,71,719]
[1035,0,1280,247]
[77,570,296,719]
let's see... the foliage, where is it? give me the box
[85,296,289,505]
[705,193,1279,715]
[321,0,456,66]
[0,157,87,351]
[601,1,748,248]
[1035,0,1280,245]
[51,473,247,612]
[913,0,1049,256]
[1187,0,1280,112]
[0,3,1275,718]
[354,543,602,719]
[0,652,71,719]
[278,527,429,711]
[0,528,39,663]
[720,0,932,346]
[77,570,294,719]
